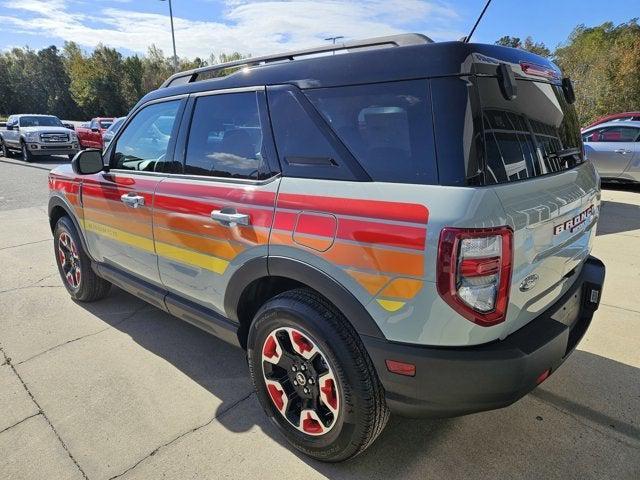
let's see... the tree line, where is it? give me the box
[1,19,639,125]
[0,42,244,120]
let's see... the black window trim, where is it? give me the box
[170,85,282,184]
[106,94,189,173]
[267,84,372,182]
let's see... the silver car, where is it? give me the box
[582,120,640,184]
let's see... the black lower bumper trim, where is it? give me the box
[363,255,606,418]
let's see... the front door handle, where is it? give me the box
[211,207,250,226]
[614,149,631,155]
[120,193,145,208]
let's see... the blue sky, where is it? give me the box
[0,0,636,58]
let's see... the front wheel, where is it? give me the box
[21,142,33,162]
[0,140,9,157]
[247,289,389,462]
[53,216,112,302]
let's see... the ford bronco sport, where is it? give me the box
[48,34,605,462]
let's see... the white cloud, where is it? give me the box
[0,0,465,58]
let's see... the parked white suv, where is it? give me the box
[0,114,79,162]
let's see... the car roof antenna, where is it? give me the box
[463,0,493,43]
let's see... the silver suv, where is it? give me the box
[47,35,606,462]
[1,114,79,162]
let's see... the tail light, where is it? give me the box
[437,226,513,327]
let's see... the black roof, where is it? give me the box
[138,34,561,107]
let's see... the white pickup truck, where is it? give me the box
[0,114,79,162]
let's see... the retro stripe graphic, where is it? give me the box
[51,176,429,313]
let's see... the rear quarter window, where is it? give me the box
[304,80,437,184]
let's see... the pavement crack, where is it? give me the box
[0,346,89,480]
[16,304,150,366]
[0,238,51,251]
[0,412,41,435]
[600,302,640,315]
[108,390,255,480]
[0,273,60,295]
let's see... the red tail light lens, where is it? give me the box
[519,61,559,79]
[437,226,513,327]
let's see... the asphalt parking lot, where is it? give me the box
[0,155,638,480]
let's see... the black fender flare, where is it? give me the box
[48,195,95,262]
[224,255,385,339]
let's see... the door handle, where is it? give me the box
[614,149,631,155]
[211,207,250,226]
[120,193,145,208]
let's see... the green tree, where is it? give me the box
[495,35,551,57]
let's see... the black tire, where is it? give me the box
[20,142,33,162]
[247,289,389,462]
[53,216,111,302]
[0,139,9,157]
[68,154,75,161]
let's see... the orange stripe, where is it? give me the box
[271,232,423,276]
[345,269,390,295]
[378,278,423,299]
[83,208,152,238]
[154,227,245,260]
[66,192,79,206]
[154,210,269,246]
[83,195,152,222]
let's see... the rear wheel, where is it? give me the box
[20,142,33,162]
[54,216,111,302]
[247,289,389,462]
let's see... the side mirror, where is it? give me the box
[6,124,14,131]
[63,123,75,131]
[91,126,99,132]
[72,149,104,175]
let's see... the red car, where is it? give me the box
[76,117,114,149]
[583,112,640,130]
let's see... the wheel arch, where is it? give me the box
[48,195,94,261]
[224,256,385,349]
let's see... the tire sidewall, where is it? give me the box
[21,142,32,162]
[53,216,91,300]
[247,294,372,460]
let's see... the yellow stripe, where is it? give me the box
[376,299,406,312]
[155,241,229,275]
[83,220,155,253]
[84,219,230,275]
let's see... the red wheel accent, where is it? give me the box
[58,232,81,290]
[267,383,285,411]
[321,378,338,410]
[291,330,313,354]
[263,335,279,359]
[302,411,324,434]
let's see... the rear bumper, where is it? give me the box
[363,255,606,418]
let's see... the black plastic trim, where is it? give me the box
[223,256,269,322]
[267,256,384,338]
[48,194,94,261]
[363,255,605,418]
[97,263,168,312]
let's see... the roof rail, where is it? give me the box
[160,33,433,88]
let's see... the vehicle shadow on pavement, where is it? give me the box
[76,289,640,479]
[596,200,640,236]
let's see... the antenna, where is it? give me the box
[464,0,493,43]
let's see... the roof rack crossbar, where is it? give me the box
[161,33,432,88]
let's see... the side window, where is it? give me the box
[184,92,266,179]
[112,100,180,172]
[305,80,437,184]
[597,126,639,142]
[90,119,98,130]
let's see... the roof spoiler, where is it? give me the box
[160,33,433,88]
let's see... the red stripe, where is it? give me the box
[153,194,274,228]
[156,181,276,207]
[82,174,161,191]
[277,193,428,224]
[337,218,426,250]
[295,213,337,238]
[82,183,154,204]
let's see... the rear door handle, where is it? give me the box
[614,149,631,154]
[120,193,145,208]
[211,208,250,226]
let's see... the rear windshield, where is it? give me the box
[476,77,584,185]
[99,120,113,129]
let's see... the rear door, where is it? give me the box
[82,97,185,285]
[583,125,639,178]
[153,87,280,315]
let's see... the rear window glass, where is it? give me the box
[476,77,584,185]
[304,80,437,184]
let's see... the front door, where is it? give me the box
[81,98,185,285]
[584,125,640,178]
[154,88,280,315]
